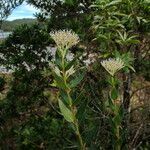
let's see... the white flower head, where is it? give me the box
[50,30,79,49]
[101,58,125,76]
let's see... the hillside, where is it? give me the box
[1,18,37,31]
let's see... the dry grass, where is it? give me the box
[0,73,12,100]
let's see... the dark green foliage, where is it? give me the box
[0,98,74,149]
[13,113,74,149]
[0,0,24,22]
[27,0,96,43]
[0,23,51,68]
[0,76,5,91]
[0,23,56,149]
[137,59,150,81]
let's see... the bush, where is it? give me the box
[0,76,5,91]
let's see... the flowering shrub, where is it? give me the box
[50,30,85,149]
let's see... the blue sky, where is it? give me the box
[7,2,39,21]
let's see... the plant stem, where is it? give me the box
[110,76,122,150]
[74,118,85,150]
[115,126,121,150]
[60,50,85,149]
[69,94,85,150]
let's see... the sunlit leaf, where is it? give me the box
[58,99,74,123]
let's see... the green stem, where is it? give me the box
[74,120,85,150]
[60,48,85,149]
[110,76,122,150]
[70,103,85,150]
[68,92,85,149]
[115,126,121,150]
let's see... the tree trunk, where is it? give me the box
[123,73,131,111]
[122,72,131,148]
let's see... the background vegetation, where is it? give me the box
[1,19,36,31]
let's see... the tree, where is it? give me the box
[92,0,150,147]
[0,0,24,28]
[27,0,95,42]
[0,24,54,149]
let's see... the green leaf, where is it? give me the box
[65,57,76,70]
[59,90,72,105]
[65,0,74,5]
[106,0,122,7]
[73,91,84,105]
[108,118,117,135]
[55,50,63,69]
[53,73,67,89]
[111,88,118,100]
[58,99,74,123]
[69,68,85,88]
[77,98,88,121]
[108,95,115,111]
[127,65,136,72]
[113,114,122,126]
[98,34,108,40]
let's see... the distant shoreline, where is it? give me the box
[1,18,36,32]
[0,32,12,39]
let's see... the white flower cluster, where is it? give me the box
[101,58,125,76]
[50,30,79,49]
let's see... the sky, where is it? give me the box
[7,2,40,21]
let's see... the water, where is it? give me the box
[0,31,12,73]
[0,31,11,39]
